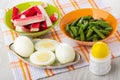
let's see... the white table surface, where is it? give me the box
[0,0,120,80]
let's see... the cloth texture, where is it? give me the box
[0,0,120,80]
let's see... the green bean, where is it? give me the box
[83,16,92,20]
[79,25,84,34]
[80,28,85,41]
[66,25,70,32]
[86,35,94,41]
[83,20,89,30]
[105,27,112,31]
[99,30,110,35]
[76,24,81,35]
[78,17,83,24]
[77,23,82,27]
[71,18,80,26]
[95,26,103,30]
[77,20,83,27]
[92,35,98,41]
[66,15,112,42]
[89,19,95,22]
[92,27,106,39]
[97,20,111,27]
[85,25,92,35]
[75,37,80,40]
[86,34,100,41]
[89,22,99,26]
[92,37,98,41]
[86,28,93,38]
[70,26,78,36]
[69,30,74,38]
[87,25,93,29]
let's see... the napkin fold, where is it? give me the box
[0,0,120,80]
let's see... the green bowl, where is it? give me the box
[4,1,60,37]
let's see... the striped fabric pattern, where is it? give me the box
[0,0,120,80]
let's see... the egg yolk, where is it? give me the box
[40,42,54,48]
[37,52,51,62]
[91,42,109,58]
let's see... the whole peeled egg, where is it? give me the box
[13,36,34,57]
[55,43,75,64]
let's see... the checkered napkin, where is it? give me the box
[0,0,120,80]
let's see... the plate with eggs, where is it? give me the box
[9,36,81,69]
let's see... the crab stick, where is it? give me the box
[40,21,48,31]
[37,5,52,27]
[12,7,20,20]
[12,6,37,20]
[34,6,48,31]
[15,26,24,32]
[22,25,31,32]
[21,6,37,17]
[30,22,40,32]
[50,13,58,22]
[12,14,45,26]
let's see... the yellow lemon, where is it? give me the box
[91,42,109,58]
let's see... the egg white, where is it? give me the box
[30,49,55,66]
[55,43,75,64]
[13,36,34,57]
[34,39,60,51]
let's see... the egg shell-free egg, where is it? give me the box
[30,49,55,66]
[13,36,34,57]
[55,43,75,64]
[35,39,60,51]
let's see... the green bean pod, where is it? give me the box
[71,18,80,26]
[66,15,112,42]
[92,27,106,39]
[75,37,80,40]
[78,17,83,24]
[69,30,74,38]
[80,28,85,41]
[86,28,93,38]
[83,21,89,30]
[70,26,78,36]
[66,25,70,32]
[105,27,112,31]
[89,22,99,26]
[83,16,93,20]
[97,20,111,27]
[99,30,111,35]
[86,35,94,41]
[79,24,85,35]
[92,35,98,41]
[92,37,98,41]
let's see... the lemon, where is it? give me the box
[91,42,109,58]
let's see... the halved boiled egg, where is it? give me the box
[30,49,55,66]
[34,39,60,51]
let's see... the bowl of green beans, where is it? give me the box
[60,8,117,46]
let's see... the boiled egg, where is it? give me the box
[55,43,75,64]
[91,42,109,58]
[30,49,55,66]
[34,39,60,51]
[13,36,34,57]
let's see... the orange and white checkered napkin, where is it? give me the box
[0,0,120,80]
